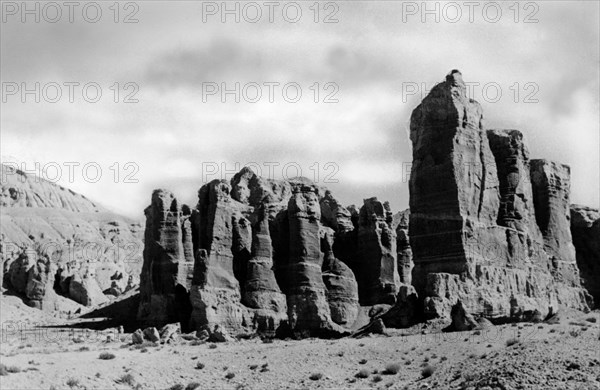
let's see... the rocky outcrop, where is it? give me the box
[189,180,254,335]
[444,300,479,332]
[69,269,110,307]
[243,206,287,314]
[137,190,194,329]
[408,70,589,320]
[570,205,599,307]
[530,160,580,286]
[1,163,144,313]
[394,209,412,285]
[286,186,343,336]
[356,198,400,305]
[321,227,359,326]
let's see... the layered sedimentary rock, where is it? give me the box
[409,70,589,320]
[356,198,400,305]
[530,160,580,286]
[138,190,194,328]
[1,164,143,312]
[189,180,255,334]
[243,206,287,315]
[570,205,600,307]
[321,227,359,326]
[286,186,342,335]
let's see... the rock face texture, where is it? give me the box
[394,209,413,285]
[137,189,195,329]
[139,167,402,338]
[321,228,359,326]
[408,70,590,320]
[356,198,400,305]
[530,160,580,286]
[189,179,255,335]
[1,164,143,313]
[131,71,597,338]
[570,205,600,307]
[285,186,342,336]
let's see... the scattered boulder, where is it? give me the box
[143,327,160,343]
[159,323,181,343]
[132,329,144,344]
[444,300,479,332]
[208,325,234,343]
[352,318,386,338]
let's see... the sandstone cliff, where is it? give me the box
[408,70,590,320]
[570,205,599,307]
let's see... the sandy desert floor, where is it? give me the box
[1,295,599,390]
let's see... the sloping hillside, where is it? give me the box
[1,163,143,315]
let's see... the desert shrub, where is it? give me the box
[66,378,80,388]
[168,385,184,390]
[309,373,323,381]
[189,340,204,346]
[384,363,401,375]
[98,352,116,360]
[404,360,412,365]
[225,372,235,380]
[440,356,448,362]
[355,369,370,378]
[132,341,157,350]
[116,373,136,386]
[372,374,383,382]
[569,328,581,338]
[78,346,90,352]
[185,383,201,390]
[140,348,148,353]
[506,338,519,347]
[0,364,8,376]
[421,364,436,378]
[7,366,21,373]
[359,359,367,364]
[208,344,217,349]
[195,362,205,370]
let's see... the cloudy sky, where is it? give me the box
[1,1,598,219]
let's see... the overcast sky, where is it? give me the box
[1,1,598,219]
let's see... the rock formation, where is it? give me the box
[1,164,143,312]
[570,205,599,307]
[102,70,600,339]
[321,227,359,326]
[394,209,412,285]
[137,190,194,329]
[408,70,590,320]
[285,186,343,336]
[356,198,400,305]
[530,160,580,285]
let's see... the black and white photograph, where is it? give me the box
[0,1,599,389]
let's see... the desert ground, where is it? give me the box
[1,294,598,390]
